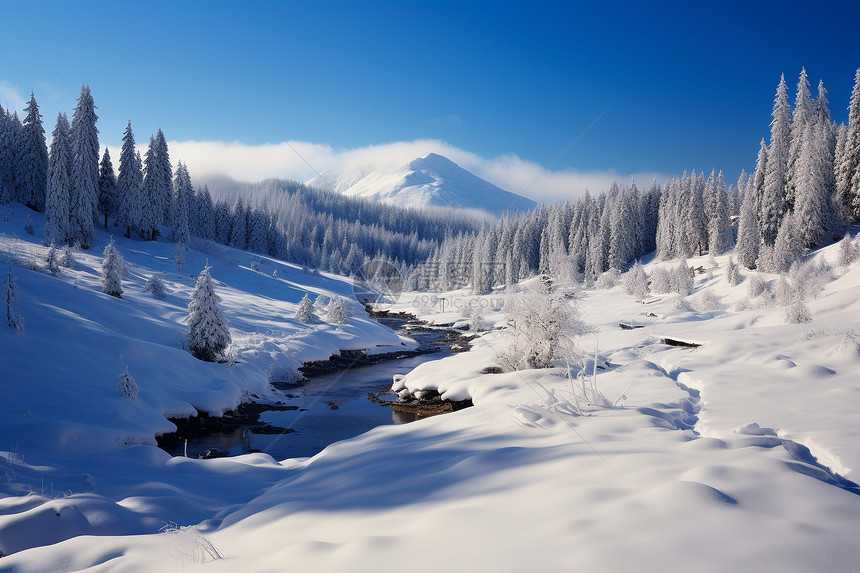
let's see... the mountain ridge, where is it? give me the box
[308,152,536,214]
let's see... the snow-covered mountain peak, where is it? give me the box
[308,153,536,214]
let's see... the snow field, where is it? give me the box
[2,202,860,571]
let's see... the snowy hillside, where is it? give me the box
[308,153,537,214]
[2,196,860,571]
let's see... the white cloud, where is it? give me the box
[0,81,27,115]
[106,137,665,205]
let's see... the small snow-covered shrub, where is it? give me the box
[774,277,796,307]
[788,260,831,301]
[670,260,694,296]
[784,301,812,324]
[746,273,767,299]
[837,234,859,267]
[695,289,723,312]
[272,269,278,278]
[595,269,621,290]
[117,367,139,400]
[726,257,743,286]
[326,296,349,324]
[675,296,693,311]
[61,246,76,268]
[266,364,304,385]
[503,280,591,370]
[24,215,34,235]
[649,266,672,294]
[144,274,168,298]
[45,243,60,275]
[734,297,752,312]
[622,260,649,301]
[295,293,314,323]
[314,294,330,313]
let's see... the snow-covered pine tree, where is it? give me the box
[195,184,215,241]
[117,367,139,400]
[144,274,168,298]
[847,69,860,220]
[622,259,648,301]
[787,68,813,210]
[770,212,803,273]
[0,106,14,204]
[735,185,760,269]
[61,246,76,268]
[229,195,247,249]
[837,233,859,266]
[794,123,828,248]
[186,265,231,361]
[295,293,314,323]
[725,257,743,286]
[171,162,191,246]
[761,75,791,245]
[44,113,72,246]
[154,130,172,225]
[707,171,732,255]
[101,237,125,298]
[4,266,23,333]
[326,296,349,324]
[17,92,48,211]
[139,136,163,240]
[45,242,60,274]
[117,122,143,238]
[173,241,185,273]
[688,171,708,255]
[97,148,117,229]
[69,85,99,249]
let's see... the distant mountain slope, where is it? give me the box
[308,153,536,213]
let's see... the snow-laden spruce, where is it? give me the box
[186,265,232,361]
[69,85,99,249]
[295,293,314,323]
[4,265,23,333]
[143,274,168,298]
[97,147,117,230]
[101,238,124,298]
[44,112,72,246]
[326,295,349,324]
[117,367,139,400]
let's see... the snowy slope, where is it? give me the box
[308,153,537,213]
[2,204,860,572]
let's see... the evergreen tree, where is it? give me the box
[847,68,860,220]
[97,148,117,229]
[144,274,168,298]
[326,296,349,324]
[45,242,61,274]
[688,171,707,255]
[622,260,648,301]
[171,162,192,246]
[117,367,139,400]
[0,106,14,203]
[186,265,232,361]
[229,195,247,249]
[139,136,163,240]
[761,75,791,245]
[735,182,761,269]
[787,68,813,209]
[4,266,23,333]
[794,123,828,248]
[295,293,314,323]
[101,237,125,298]
[69,85,99,248]
[770,212,803,273]
[195,184,215,240]
[154,129,172,224]
[17,92,48,211]
[707,171,732,255]
[117,122,143,238]
[44,112,72,246]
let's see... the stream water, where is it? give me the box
[164,319,456,460]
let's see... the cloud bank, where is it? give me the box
[115,138,664,204]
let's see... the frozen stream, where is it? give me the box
[163,319,456,459]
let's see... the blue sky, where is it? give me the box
[1,0,858,201]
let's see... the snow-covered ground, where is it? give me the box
[2,203,860,571]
